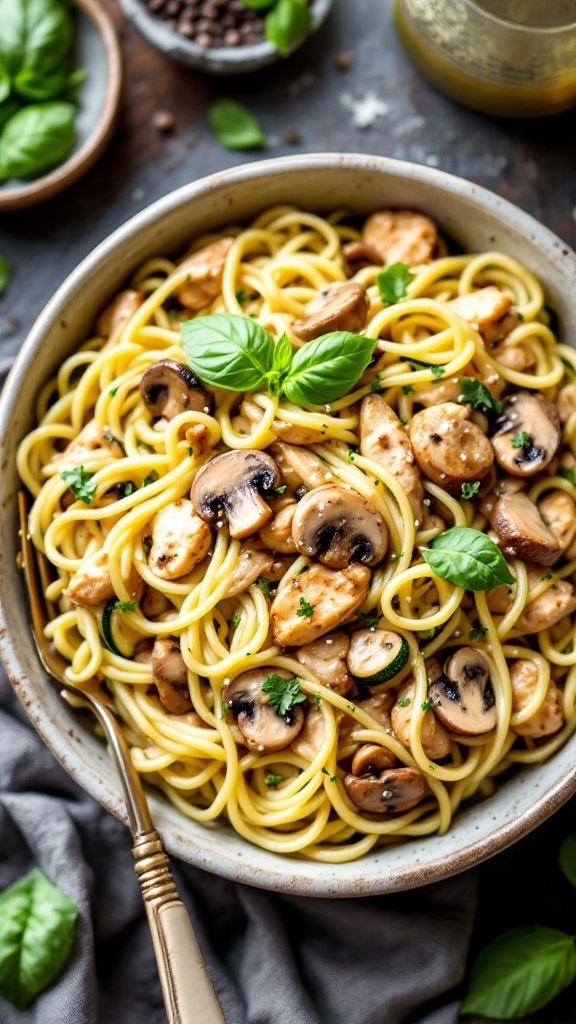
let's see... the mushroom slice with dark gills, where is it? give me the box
[152,636,193,715]
[296,632,352,696]
[291,282,368,341]
[429,648,497,736]
[224,668,304,753]
[191,449,282,539]
[344,751,428,814]
[347,629,409,687]
[291,484,388,570]
[490,393,561,477]
[488,491,562,567]
[140,359,214,421]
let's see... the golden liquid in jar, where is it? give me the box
[394,0,576,117]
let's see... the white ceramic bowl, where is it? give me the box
[2,155,576,896]
[119,0,333,75]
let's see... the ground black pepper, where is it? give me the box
[143,0,267,47]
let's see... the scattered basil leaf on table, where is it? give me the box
[0,101,74,180]
[282,331,375,405]
[262,674,306,717]
[559,835,576,889]
[0,256,11,296]
[458,376,503,414]
[208,99,266,151]
[460,926,576,1020]
[377,261,414,304]
[421,526,515,591]
[0,868,79,1010]
[265,0,312,53]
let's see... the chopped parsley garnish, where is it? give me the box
[256,577,272,596]
[402,384,414,395]
[370,375,381,392]
[60,465,97,505]
[421,700,436,712]
[346,703,356,714]
[458,377,503,414]
[421,627,437,640]
[397,697,411,707]
[390,551,404,561]
[187,446,194,457]
[560,467,576,485]
[461,481,480,500]
[141,470,159,487]
[540,572,554,581]
[312,694,321,706]
[229,612,241,626]
[262,674,306,717]
[321,767,337,782]
[296,597,315,618]
[469,623,488,640]
[511,431,530,450]
[114,600,136,612]
[399,416,408,426]
[363,610,380,630]
[377,261,414,305]
[221,702,229,718]
[122,481,137,497]
[273,484,287,495]
[236,289,249,306]
[402,356,444,377]
[109,386,119,397]
[347,448,356,463]
[264,773,284,788]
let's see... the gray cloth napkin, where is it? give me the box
[0,667,476,1024]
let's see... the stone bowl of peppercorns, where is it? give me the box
[119,0,333,75]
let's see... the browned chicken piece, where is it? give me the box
[148,499,211,581]
[269,442,334,494]
[175,237,234,312]
[539,490,576,554]
[53,420,124,469]
[151,636,193,715]
[227,546,274,598]
[510,659,564,739]
[241,398,326,446]
[496,346,536,372]
[556,383,576,425]
[290,705,326,762]
[391,676,451,761]
[448,287,519,349]
[141,585,173,619]
[487,563,576,634]
[360,393,424,520]
[291,282,368,341]
[412,378,462,408]
[270,563,370,646]
[409,402,494,495]
[296,632,352,695]
[181,423,210,458]
[95,289,144,338]
[65,549,144,607]
[363,209,438,267]
[259,503,298,554]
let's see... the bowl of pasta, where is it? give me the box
[2,154,576,897]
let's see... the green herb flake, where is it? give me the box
[402,355,444,377]
[347,448,356,462]
[431,365,444,378]
[264,773,284,788]
[421,700,436,712]
[114,600,136,613]
[109,387,119,397]
[458,377,503,414]
[461,481,480,500]
[377,262,415,305]
[402,384,414,395]
[312,694,321,706]
[421,627,436,640]
[262,673,306,717]
[511,430,530,450]
[295,597,315,618]
[229,612,241,627]
[346,703,356,713]
[390,551,404,561]
[0,257,11,297]
[370,375,381,392]
[321,767,337,782]
[141,470,159,487]
[273,484,287,495]
[469,623,488,640]
[221,701,229,718]
[187,446,194,457]
[363,610,379,630]
[399,416,408,426]
[60,465,97,504]
[397,697,411,707]
[256,576,272,596]
[540,572,554,581]
[208,99,266,151]
[236,289,249,306]
[298,564,310,575]
[122,481,137,497]
[559,467,576,485]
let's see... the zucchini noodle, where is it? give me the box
[18,205,576,864]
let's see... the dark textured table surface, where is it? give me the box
[2,0,576,1020]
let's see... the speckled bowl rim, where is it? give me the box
[119,0,333,74]
[2,154,576,897]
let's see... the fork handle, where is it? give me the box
[133,832,226,1024]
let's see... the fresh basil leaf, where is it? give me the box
[0,256,11,297]
[282,331,375,406]
[0,98,21,131]
[459,376,503,414]
[267,331,293,394]
[14,65,84,101]
[207,98,266,151]
[559,835,576,889]
[0,0,75,87]
[0,101,74,181]
[0,868,79,1009]
[377,262,414,304]
[460,927,576,1019]
[421,526,515,592]
[181,313,274,392]
[0,61,9,104]
[265,0,312,54]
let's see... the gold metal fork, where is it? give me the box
[18,491,226,1024]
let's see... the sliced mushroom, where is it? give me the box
[151,636,193,714]
[227,546,274,597]
[65,549,144,607]
[148,498,212,580]
[271,563,370,646]
[259,502,298,553]
[360,393,424,519]
[224,668,304,753]
[489,491,562,567]
[291,281,368,342]
[175,237,234,312]
[490,393,561,477]
[362,209,438,267]
[510,659,564,739]
[344,765,428,814]
[347,629,409,687]
[342,240,383,276]
[53,420,124,469]
[269,442,333,496]
[96,289,144,338]
[429,648,497,736]
[140,359,214,421]
[448,286,518,348]
[296,632,352,696]
[409,402,494,495]
[539,490,576,555]
[350,742,396,775]
[391,674,451,760]
[191,449,282,539]
[291,484,388,569]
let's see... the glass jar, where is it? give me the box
[394,0,576,117]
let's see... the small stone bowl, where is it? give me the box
[0,0,122,212]
[119,0,334,75]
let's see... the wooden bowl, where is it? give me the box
[0,0,122,212]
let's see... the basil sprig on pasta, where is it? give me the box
[421,527,515,592]
[180,313,375,406]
